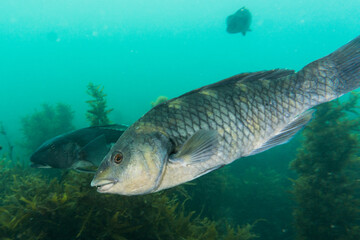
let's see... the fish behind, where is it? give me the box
[226,7,252,35]
[92,36,360,195]
[31,124,127,172]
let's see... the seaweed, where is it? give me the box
[20,103,74,154]
[151,96,168,108]
[86,83,113,126]
[185,165,293,240]
[0,158,257,240]
[290,93,360,240]
[0,122,14,161]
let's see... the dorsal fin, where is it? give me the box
[237,69,295,83]
[208,69,295,87]
[166,69,294,103]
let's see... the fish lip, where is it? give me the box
[30,163,51,168]
[91,179,118,192]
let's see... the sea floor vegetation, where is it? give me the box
[7,90,360,240]
[86,83,113,126]
[0,157,258,240]
[151,96,168,108]
[20,103,74,154]
[291,93,360,240]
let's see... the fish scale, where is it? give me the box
[147,72,296,155]
[92,35,360,195]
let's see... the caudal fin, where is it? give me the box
[328,35,360,94]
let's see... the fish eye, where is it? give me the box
[113,152,123,164]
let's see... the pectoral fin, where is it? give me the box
[71,160,97,173]
[79,134,110,166]
[169,130,218,165]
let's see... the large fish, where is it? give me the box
[92,36,360,195]
[226,7,252,35]
[31,124,127,172]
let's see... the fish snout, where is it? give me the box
[91,177,118,192]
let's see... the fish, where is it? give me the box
[30,124,127,172]
[91,35,360,195]
[226,7,252,35]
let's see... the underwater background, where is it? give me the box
[1,0,360,239]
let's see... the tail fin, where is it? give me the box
[328,35,360,94]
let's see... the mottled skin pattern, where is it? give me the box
[92,35,360,195]
[131,57,340,191]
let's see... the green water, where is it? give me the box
[1,1,360,239]
[1,0,359,142]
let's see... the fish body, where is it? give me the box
[226,7,252,35]
[31,124,127,172]
[92,36,360,195]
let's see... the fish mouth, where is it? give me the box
[91,179,118,192]
[30,163,52,169]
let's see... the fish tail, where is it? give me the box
[298,35,360,102]
[328,35,360,95]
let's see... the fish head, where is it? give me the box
[91,127,171,195]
